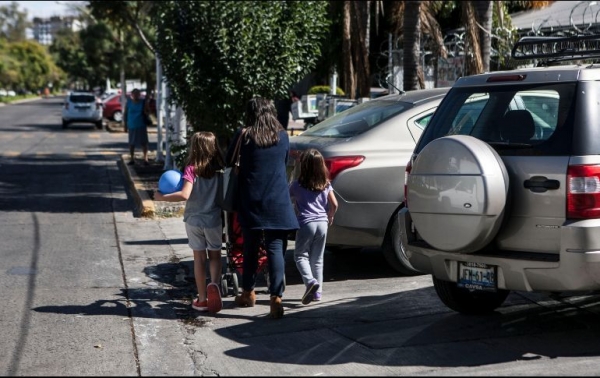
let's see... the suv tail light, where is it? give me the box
[96,102,101,110]
[404,157,413,207]
[567,165,600,219]
[324,156,364,181]
[64,102,69,110]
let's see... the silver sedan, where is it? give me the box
[288,87,449,275]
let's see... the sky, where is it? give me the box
[0,1,72,19]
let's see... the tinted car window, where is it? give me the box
[303,100,411,138]
[415,113,433,129]
[518,90,559,130]
[70,95,96,103]
[417,83,576,156]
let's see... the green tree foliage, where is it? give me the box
[308,85,345,96]
[0,1,29,42]
[0,39,20,88]
[50,17,155,91]
[152,0,329,138]
[80,22,121,88]
[87,1,157,90]
[88,0,157,53]
[6,40,63,91]
[49,28,90,84]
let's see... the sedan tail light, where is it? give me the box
[324,156,364,181]
[289,149,300,161]
[567,165,600,219]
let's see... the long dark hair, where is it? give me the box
[243,97,283,148]
[298,148,330,191]
[186,131,225,179]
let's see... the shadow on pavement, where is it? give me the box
[0,156,130,213]
[32,288,192,320]
[214,291,600,368]
[124,238,189,246]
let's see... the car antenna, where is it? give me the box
[386,77,405,95]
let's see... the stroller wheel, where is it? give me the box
[231,272,240,296]
[221,278,228,297]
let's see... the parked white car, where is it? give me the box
[62,92,103,129]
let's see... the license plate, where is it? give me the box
[457,262,497,291]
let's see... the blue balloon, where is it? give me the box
[158,169,183,194]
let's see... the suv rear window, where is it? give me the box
[302,100,411,138]
[70,95,96,103]
[416,83,576,156]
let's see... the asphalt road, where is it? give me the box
[3,97,600,376]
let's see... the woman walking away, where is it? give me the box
[289,149,338,304]
[154,132,225,314]
[227,97,299,319]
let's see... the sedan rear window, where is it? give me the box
[70,95,96,103]
[302,100,411,138]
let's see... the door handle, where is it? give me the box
[523,176,560,193]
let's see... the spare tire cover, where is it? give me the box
[407,135,509,253]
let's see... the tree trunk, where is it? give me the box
[462,1,483,76]
[351,0,370,98]
[403,1,421,91]
[475,1,493,73]
[342,1,355,99]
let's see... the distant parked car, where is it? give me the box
[62,92,103,129]
[7,90,16,97]
[102,94,124,122]
[102,93,156,123]
[287,87,449,275]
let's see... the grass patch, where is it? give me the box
[0,94,41,103]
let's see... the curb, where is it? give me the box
[120,154,156,218]
[106,121,158,134]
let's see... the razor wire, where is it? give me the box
[375,1,600,88]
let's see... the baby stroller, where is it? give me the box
[219,211,270,297]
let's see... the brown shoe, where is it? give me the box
[234,290,256,307]
[269,296,284,319]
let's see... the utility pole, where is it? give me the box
[119,29,127,132]
[330,68,338,95]
[163,85,173,171]
[388,33,395,94]
[155,56,163,162]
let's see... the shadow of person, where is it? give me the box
[32,288,192,320]
[211,289,600,368]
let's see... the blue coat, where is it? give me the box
[226,128,299,231]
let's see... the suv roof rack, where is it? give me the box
[511,35,600,63]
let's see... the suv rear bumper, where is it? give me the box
[398,208,600,292]
[63,116,102,122]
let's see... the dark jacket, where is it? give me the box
[226,128,299,231]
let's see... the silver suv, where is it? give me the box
[398,35,600,314]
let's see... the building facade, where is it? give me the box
[31,16,81,45]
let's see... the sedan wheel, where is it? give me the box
[112,110,123,122]
[382,210,422,276]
